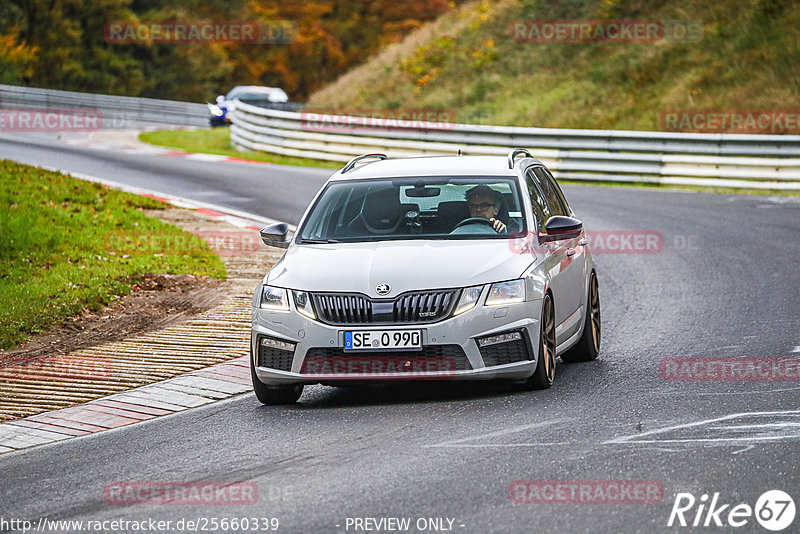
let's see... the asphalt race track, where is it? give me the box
[1,132,799,533]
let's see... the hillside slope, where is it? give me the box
[307,0,800,131]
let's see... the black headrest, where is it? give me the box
[363,187,401,230]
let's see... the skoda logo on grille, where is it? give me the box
[375,283,391,296]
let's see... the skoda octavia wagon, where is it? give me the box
[251,149,601,404]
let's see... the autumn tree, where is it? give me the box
[0,0,463,101]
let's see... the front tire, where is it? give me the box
[251,354,303,405]
[520,292,556,390]
[561,271,600,363]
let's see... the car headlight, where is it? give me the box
[485,279,526,306]
[207,103,224,117]
[454,285,483,316]
[260,285,289,311]
[293,291,315,319]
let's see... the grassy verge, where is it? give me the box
[308,0,800,131]
[0,161,227,349]
[139,128,340,169]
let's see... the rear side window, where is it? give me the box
[524,169,549,231]
[533,167,570,216]
[544,168,571,215]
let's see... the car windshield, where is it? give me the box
[226,88,286,102]
[298,176,526,243]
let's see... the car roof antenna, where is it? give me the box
[457,149,462,156]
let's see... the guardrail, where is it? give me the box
[0,84,209,128]
[230,102,800,189]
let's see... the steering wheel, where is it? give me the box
[453,217,497,230]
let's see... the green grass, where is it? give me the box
[139,128,340,169]
[0,161,227,349]
[308,0,800,131]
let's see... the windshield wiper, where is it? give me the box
[300,238,341,244]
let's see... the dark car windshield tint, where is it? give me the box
[297,176,526,243]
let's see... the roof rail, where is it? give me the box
[342,153,389,173]
[507,148,534,169]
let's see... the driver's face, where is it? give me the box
[468,194,499,219]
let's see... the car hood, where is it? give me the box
[266,240,533,297]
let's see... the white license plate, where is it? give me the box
[344,330,422,351]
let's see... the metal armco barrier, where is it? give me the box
[230,102,800,189]
[0,84,209,128]
[0,84,305,129]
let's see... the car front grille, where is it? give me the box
[301,345,471,374]
[311,289,460,325]
[257,340,294,371]
[479,333,531,367]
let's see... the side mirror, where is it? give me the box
[260,223,290,249]
[216,95,225,104]
[542,216,583,241]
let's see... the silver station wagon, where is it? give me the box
[251,149,601,404]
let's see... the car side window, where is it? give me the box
[533,167,568,217]
[524,169,550,231]
[541,167,571,216]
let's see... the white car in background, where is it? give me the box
[251,150,601,404]
[207,85,289,126]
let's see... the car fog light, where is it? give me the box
[477,331,522,347]
[260,337,296,351]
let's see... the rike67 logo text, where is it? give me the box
[668,490,795,531]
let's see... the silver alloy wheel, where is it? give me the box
[542,295,556,383]
[589,274,601,353]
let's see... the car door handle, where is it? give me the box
[578,238,589,246]
[566,248,576,257]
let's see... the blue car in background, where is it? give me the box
[208,85,289,127]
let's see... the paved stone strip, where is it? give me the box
[0,357,251,452]
[0,207,282,422]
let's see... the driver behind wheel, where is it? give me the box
[464,185,507,233]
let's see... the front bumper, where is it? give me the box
[251,293,541,386]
